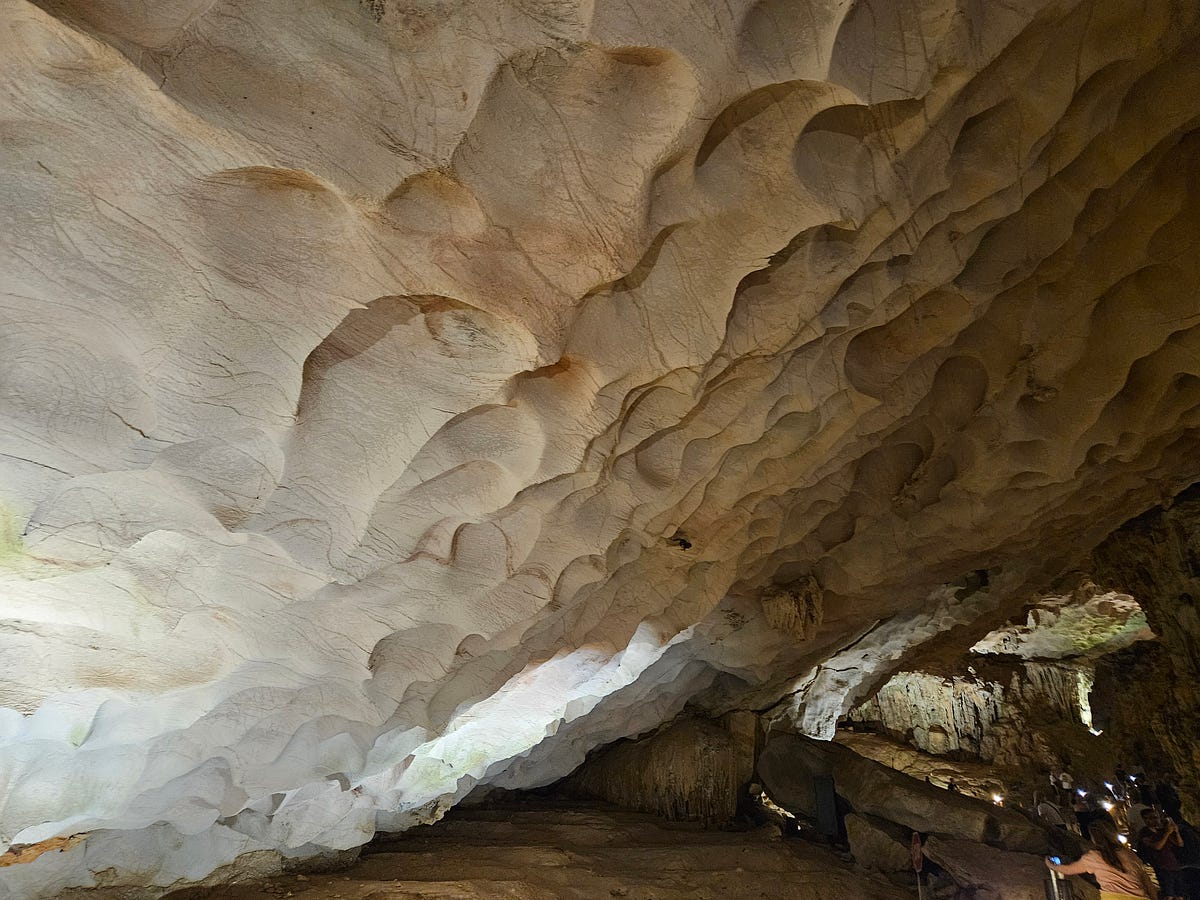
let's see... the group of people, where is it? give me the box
[1042,768,1200,900]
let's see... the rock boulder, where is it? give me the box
[844,813,914,873]
[759,733,1048,852]
[922,836,1051,900]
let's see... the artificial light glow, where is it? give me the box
[1118,834,1129,845]
[1102,800,1114,811]
[759,791,796,820]
[1105,782,1113,790]
[1077,789,1088,797]
[992,794,1004,805]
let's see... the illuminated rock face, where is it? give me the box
[845,585,1154,765]
[2,0,1200,893]
[847,662,1089,767]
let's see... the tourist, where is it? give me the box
[1037,800,1068,829]
[1060,771,1076,807]
[1136,807,1185,900]
[1047,819,1154,899]
[1075,789,1100,840]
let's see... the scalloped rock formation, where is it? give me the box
[3,0,1200,895]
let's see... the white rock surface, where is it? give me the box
[2,0,1200,894]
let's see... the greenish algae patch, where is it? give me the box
[0,498,82,579]
[1068,609,1150,654]
[0,499,28,567]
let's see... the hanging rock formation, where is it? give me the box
[559,713,756,825]
[843,583,1155,775]
[846,661,1083,765]
[2,0,1200,895]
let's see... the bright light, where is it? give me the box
[1118,834,1129,845]
[759,791,796,820]
[1105,782,1113,790]
[1129,775,1138,782]
[992,794,1004,805]
[1078,789,1088,797]
[1102,801,1114,811]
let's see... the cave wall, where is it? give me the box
[559,713,756,825]
[1091,642,1177,791]
[847,660,1093,769]
[1092,484,1200,819]
[3,0,1200,894]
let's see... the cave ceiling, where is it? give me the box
[2,0,1200,893]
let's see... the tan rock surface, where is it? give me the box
[163,803,911,900]
[922,836,1049,900]
[2,0,1200,894]
[835,731,1009,803]
[560,715,753,825]
[846,659,1101,769]
[844,813,913,873]
[759,732,1048,852]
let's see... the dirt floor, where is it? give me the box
[164,801,915,900]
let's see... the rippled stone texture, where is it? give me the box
[2,0,1200,894]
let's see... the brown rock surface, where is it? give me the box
[835,732,1009,803]
[1092,484,1200,819]
[759,733,1048,852]
[843,653,1126,784]
[162,803,912,900]
[559,715,754,825]
[844,813,913,873]
[921,836,1049,900]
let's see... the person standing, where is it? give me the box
[1137,807,1185,900]
[1047,819,1154,899]
[1075,790,1099,840]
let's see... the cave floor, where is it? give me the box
[166,801,913,900]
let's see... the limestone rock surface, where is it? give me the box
[183,802,915,900]
[844,813,913,874]
[1092,485,1200,820]
[847,659,1094,767]
[559,714,755,825]
[2,0,1200,894]
[970,582,1152,660]
[921,836,1050,900]
[835,731,1008,803]
[758,733,1047,852]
